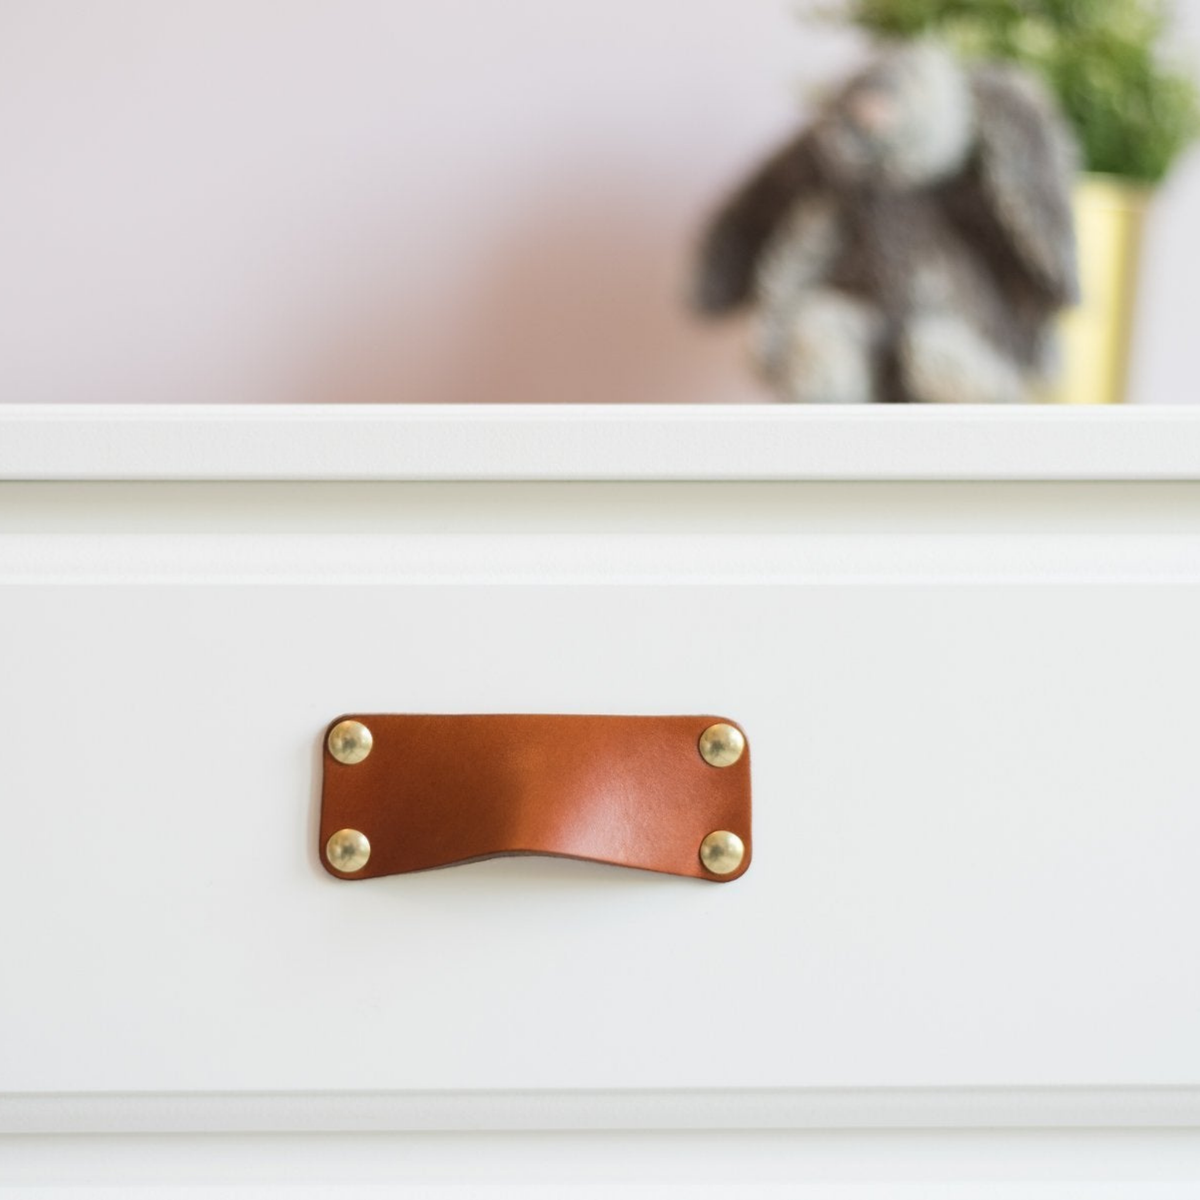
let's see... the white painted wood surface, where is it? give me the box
[3,410,1200,1192]
[5,1129,1200,1197]
[6,574,1199,1093]
[6,405,1200,480]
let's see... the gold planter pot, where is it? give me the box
[1050,175,1153,405]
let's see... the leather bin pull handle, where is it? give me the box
[319,714,752,883]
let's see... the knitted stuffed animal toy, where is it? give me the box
[694,42,1080,404]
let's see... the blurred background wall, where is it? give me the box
[1,0,1196,406]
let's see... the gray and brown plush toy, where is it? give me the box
[695,41,1080,404]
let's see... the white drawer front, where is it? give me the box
[2,480,1198,1098]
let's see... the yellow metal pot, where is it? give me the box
[1050,174,1153,405]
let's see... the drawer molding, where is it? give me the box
[7,482,1200,586]
[5,1087,1200,1136]
[6,405,1200,482]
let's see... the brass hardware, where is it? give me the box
[699,830,745,875]
[326,828,371,873]
[328,719,373,766]
[698,723,745,768]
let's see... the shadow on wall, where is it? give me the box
[298,166,761,406]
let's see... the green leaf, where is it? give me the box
[835,0,1200,181]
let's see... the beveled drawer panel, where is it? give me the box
[2,479,1198,1096]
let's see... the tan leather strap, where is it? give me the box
[319,714,752,883]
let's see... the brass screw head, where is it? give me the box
[328,719,373,765]
[699,830,745,876]
[698,722,745,768]
[326,828,371,873]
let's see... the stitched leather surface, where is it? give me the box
[319,714,752,883]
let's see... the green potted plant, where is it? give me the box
[832,0,1200,403]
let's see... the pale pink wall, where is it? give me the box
[0,1,1194,405]
[1128,0,1200,406]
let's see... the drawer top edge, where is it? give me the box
[4,404,1200,483]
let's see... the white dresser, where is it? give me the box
[2,404,1200,1196]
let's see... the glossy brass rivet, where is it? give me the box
[326,828,371,873]
[699,830,745,876]
[328,719,373,765]
[698,723,745,768]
